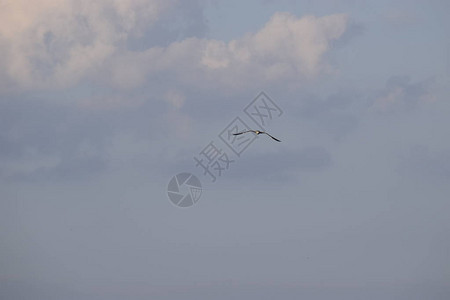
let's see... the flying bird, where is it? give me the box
[233,130,281,142]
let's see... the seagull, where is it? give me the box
[233,130,281,142]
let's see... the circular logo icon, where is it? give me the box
[167,173,202,208]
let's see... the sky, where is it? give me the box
[1,0,449,299]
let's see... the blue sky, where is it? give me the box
[1,1,449,299]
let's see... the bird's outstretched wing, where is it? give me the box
[262,132,281,142]
[233,130,254,136]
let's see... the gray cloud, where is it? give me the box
[370,76,436,113]
[7,155,107,183]
[0,95,168,182]
[288,90,361,141]
[125,0,208,50]
[219,146,332,185]
[331,19,365,48]
[398,145,450,184]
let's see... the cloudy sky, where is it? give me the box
[1,0,449,299]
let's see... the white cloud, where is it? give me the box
[248,13,348,76]
[109,12,349,91]
[201,40,231,69]
[0,0,176,89]
[197,12,349,77]
[189,12,349,87]
[0,3,348,94]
